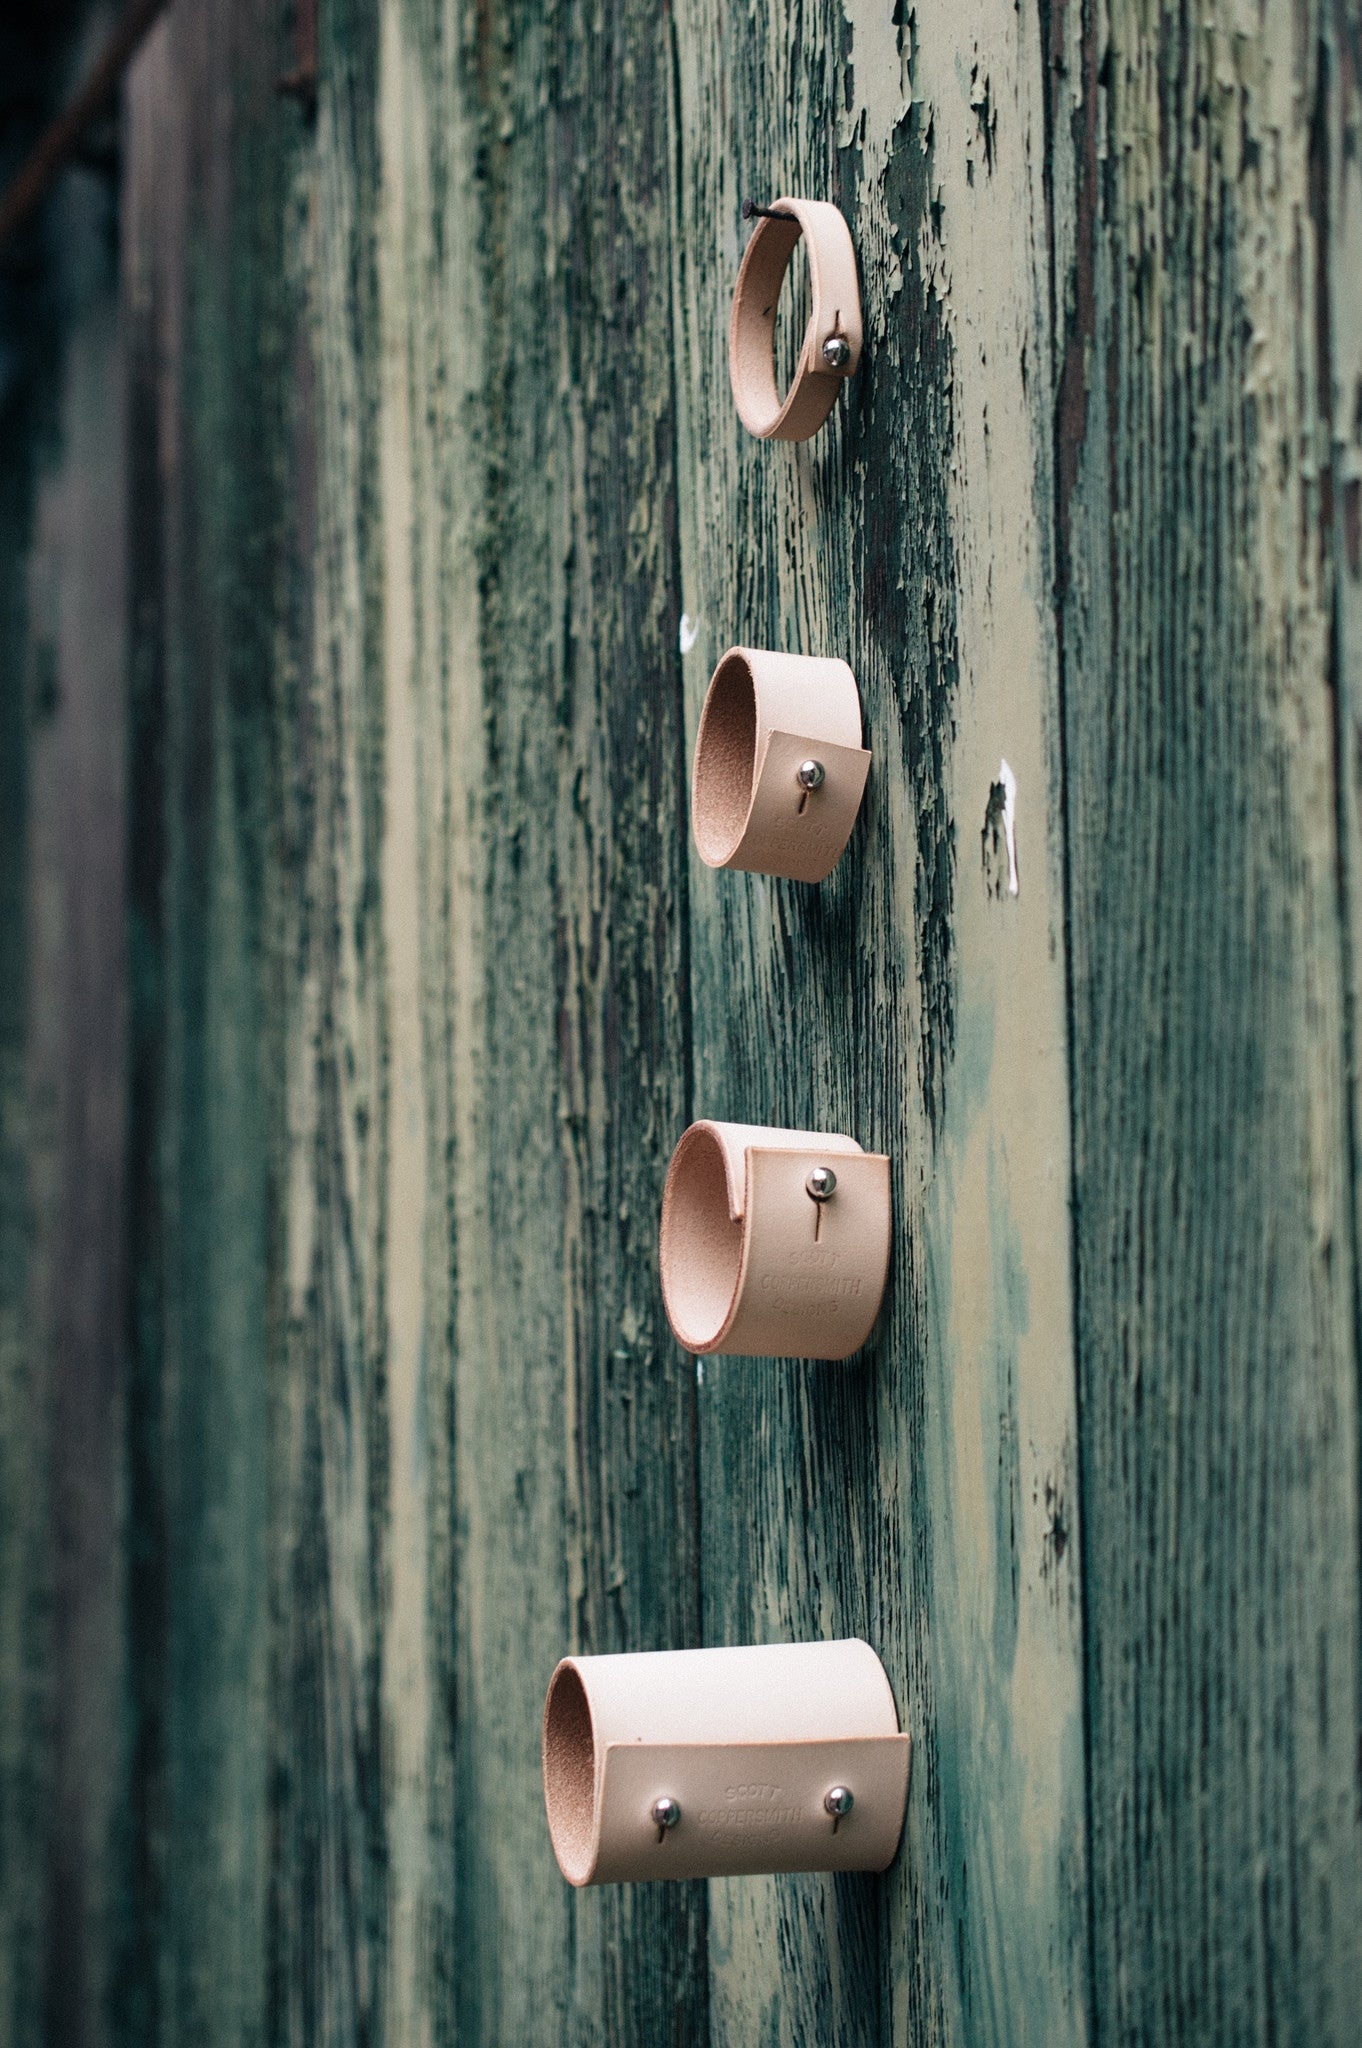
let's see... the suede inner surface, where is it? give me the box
[659,1124,744,1350]
[542,1663,598,1884]
[727,199,858,440]
[729,213,802,431]
[692,652,757,864]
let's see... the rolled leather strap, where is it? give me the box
[542,1639,911,1885]
[691,647,870,883]
[728,197,862,441]
[659,1120,891,1359]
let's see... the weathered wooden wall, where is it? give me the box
[1059,9,1362,2042]
[0,13,127,2047]
[670,4,1088,2039]
[1,2,1360,2045]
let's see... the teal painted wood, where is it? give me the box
[0,225,53,2048]
[120,5,306,2040]
[424,0,706,2036]
[116,0,705,2041]
[1053,3,1362,2041]
[3,2,1362,2044]
[669,3,1089,2042]
[0,324,42,2048]
[0,19,127,2043]
[20,283,128,2048]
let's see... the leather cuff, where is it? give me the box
[729,197,862,441]
[691,647,869,883]
[660,1120,891,1359]
[543,1639,911,1885]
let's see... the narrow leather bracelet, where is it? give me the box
[728,197,862,441]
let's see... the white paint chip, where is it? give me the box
[679,613,699,656]
[695,1357,705,1386]
[999,758,1019,897]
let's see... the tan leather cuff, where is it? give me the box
[659,1120,891,1359]
[691,648,870,883]
[543,1640,911,1885]
[728,197,862,441]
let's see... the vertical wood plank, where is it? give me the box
[0,302,45,2048]
[668,4,1090,2042]
[120,6,301,2039]
[1055,3,1362,2039]
[272,0,393,2036]
[118,0,705,2038]
[884,9,1090,2044]
[669,24,888,2039]
[440,1,705,2039]
[427,8,576,2032]
[21,275,128,2048]
[373,3,465,2037]
[0,34,127,2038]
[7,2,1356,2043]
[118,22,181,2032]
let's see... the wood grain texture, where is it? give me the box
[121,6,300,2039]
[1053,3,1362,2041]
[0,18,126,2043]
[3,1,1361,2044]
[669,4,1089,2042]
[433,0,705,2037]
[116,0,703,2041]
[19,277,128,2048]
[0,325,43,2048]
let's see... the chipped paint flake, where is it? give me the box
[999,756,1019,896]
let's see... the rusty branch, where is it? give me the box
[0,0,173,250]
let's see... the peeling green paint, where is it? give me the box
[2,3,1360,2045]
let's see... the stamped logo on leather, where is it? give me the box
[699,1785,801,1830]
[758,1275,863,1306]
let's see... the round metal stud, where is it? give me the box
[795,758,826,792]
[651,1796,681,1834]
[824,1785,854,1820]
[821,334,852,371]
[806,1165,838,1202]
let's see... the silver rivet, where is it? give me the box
[824,1785,854,1830]
[796,758,826,791]
[806,1166,837,1202]
[822,334,852,371]
[651,1796,681,1839]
